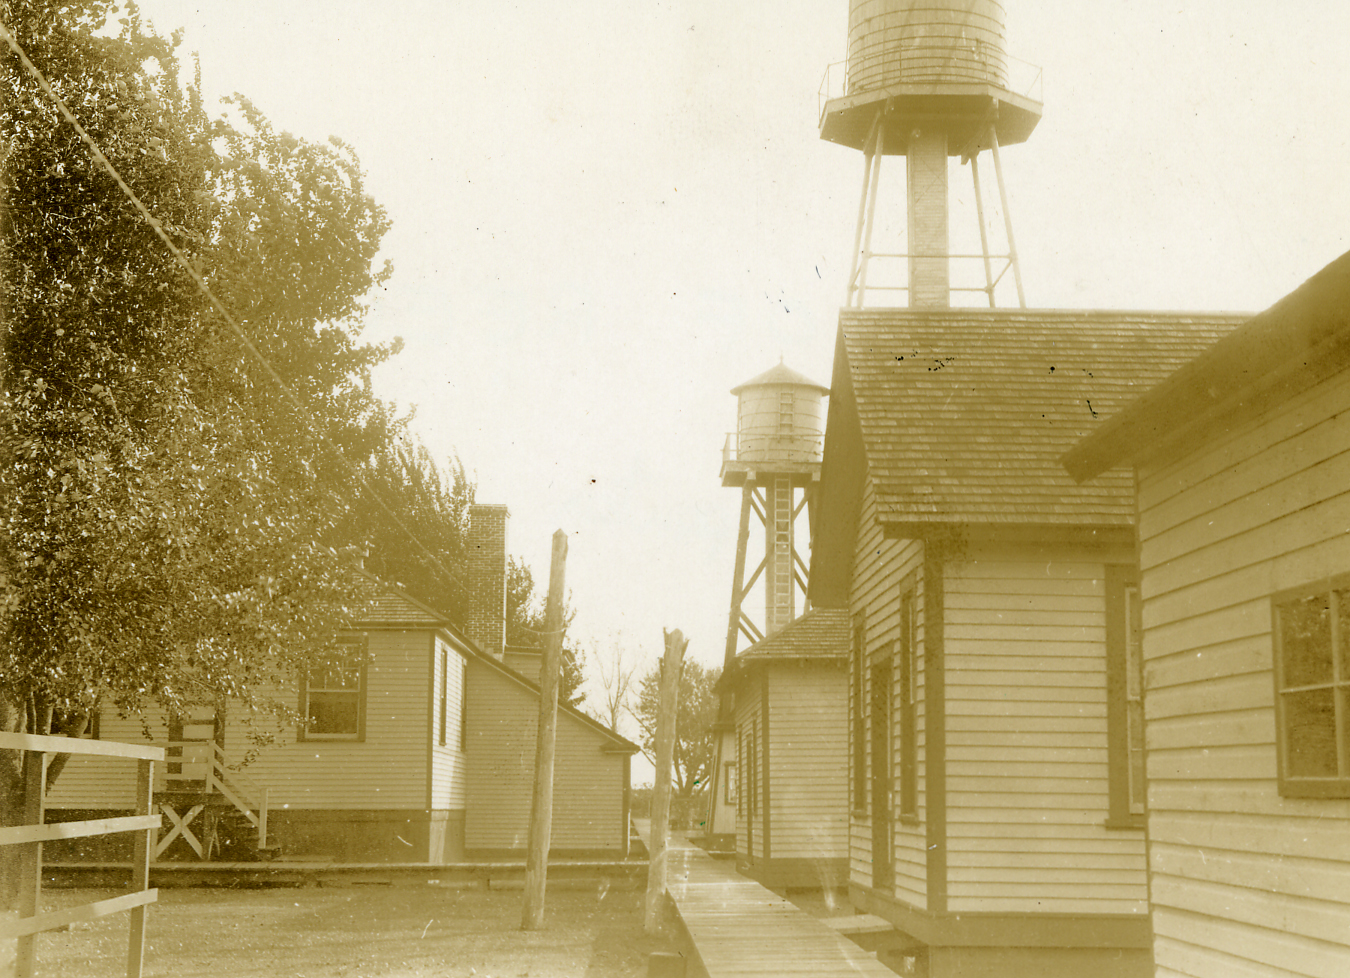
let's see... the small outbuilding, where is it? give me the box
[1064,249,1350,977]
[723,606,849,889]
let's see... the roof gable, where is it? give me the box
[1065,249,1350,481]
[351,571,449,628]
[838,309,1247,530]
[348,571,638,754]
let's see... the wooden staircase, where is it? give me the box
[153,740,274,861]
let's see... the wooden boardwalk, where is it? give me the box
[659,832,896,978]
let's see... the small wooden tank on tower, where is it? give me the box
[820,0,1042,308]
[706,361,829,844]
[721,362,827,638]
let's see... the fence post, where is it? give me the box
[15,750,45,978]
[259,787,269,851]
[126,757,153,978]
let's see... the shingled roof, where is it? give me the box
[833,308,1248,531]
[738,608,850,663]
[350,570,448,628]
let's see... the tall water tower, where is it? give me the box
[705,361,828,843]
[819,0,1042,308]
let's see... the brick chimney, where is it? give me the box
[465,503,510,659]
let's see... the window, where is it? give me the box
[1274,582,1350,797]
[438,649,448,746]
[1106,568,1145,825]
[724,761,738,807]
[458,657,468,750]
[897,584,918,820]
[851,611,867,812]
[736,731,744,816]
[300,638,366,742]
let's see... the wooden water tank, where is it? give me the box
[731,363,828,466]
[847,0,1009,94]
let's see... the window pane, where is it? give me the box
[1284,688,1338,777]
[308,691,359,735]
[1281,595,1333,688]
[1128,699,1145,814]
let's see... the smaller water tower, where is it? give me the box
[721,362,827,640]
[819,0,1043,308]
[706,361,828,844]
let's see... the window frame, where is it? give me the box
[897,578,919,822]
[438,648,449,747]
[724,760,738,807]
[298,635,368,743]
[1105,566,1146,828]
[1272,576,1350,798]
[851,610,868,815]
[458,655,469,752]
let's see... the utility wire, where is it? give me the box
[0,17,468,593]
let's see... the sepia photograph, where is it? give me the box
[2,1,1348,975]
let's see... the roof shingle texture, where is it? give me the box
[841,309,1248,527]
[351,572,446,626]
[739,608,850,662]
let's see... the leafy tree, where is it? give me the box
[634,659,720,799]
[506,556,585,707]
[0,0,396,898]
[346,439,475,620]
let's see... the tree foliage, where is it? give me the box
[0,0,394,775]
[345,439,474,620]
[634,659,719,797]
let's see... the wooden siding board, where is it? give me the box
[942,556,1148,916]
[1153,905,1350,978]
[847,479,927,907]
[1135,359,1350,975]
[464,661,624,852]
[1151,842,1350,903]
[734,674,763,862]
[1154,935,1321,978]
[765,665,848,862]
[429,637,469,813]
[1152,875,1350,950]
[51,630,434,812]
[1139,368,1350,536]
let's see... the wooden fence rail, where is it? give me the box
[0,731,164,978]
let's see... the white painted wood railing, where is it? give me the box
[155,740,269,857]
[0,731,163,978]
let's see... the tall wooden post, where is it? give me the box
[127,757,154,978]
[645,628,687,934]
[521,529,568,930]
[15,750,44,978]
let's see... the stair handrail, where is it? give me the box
[154,739,270,851]
[207,741,270,850]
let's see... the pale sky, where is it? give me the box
[124,0,1350,711]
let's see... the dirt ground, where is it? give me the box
[10,881,675,978]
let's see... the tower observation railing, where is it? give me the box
[722,432,824,467]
